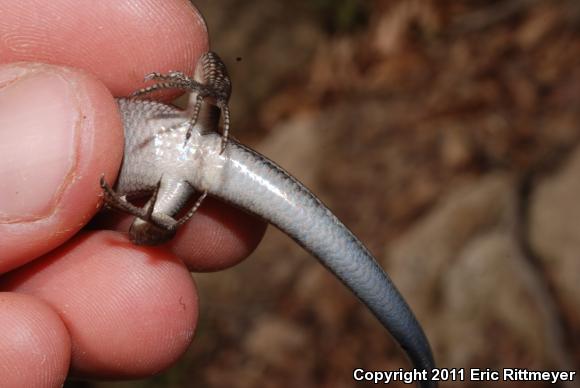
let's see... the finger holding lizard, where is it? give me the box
[0,0,264,384]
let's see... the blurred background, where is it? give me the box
[76,0,580,387]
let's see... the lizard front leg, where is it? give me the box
[130,52,232,154]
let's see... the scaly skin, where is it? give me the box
[105,95,437,387]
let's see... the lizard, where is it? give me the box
[100,51,438,388]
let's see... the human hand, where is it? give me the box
[0,1,266,386]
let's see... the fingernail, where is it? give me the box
[0,65,79,222]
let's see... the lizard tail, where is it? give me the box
[203,137,437,388]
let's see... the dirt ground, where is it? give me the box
[78,1,580,387]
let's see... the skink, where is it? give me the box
[101,52,437,387]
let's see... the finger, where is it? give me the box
[0,63,123,273]
[171,198,267,271]
[0,231,198,379]
[93,197,267,272]
[0,0,208,96]
[0,293,71,388]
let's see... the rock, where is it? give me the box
[387,174,572,373]
[388,174,516,314]
[244,315,308,368]
[530,147,580,321]
[442,232,569,370]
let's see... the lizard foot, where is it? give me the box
[130,70,201,98]
[130,51,232,155]
[128,190,208,245]
[174,191,208,227]
[100,176,207,232]
[130,75,230,154]
[100,176,174,231]
[144,70,190,82]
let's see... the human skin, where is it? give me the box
[0,1,266,386]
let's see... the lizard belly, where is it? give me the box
[186,132,437,386]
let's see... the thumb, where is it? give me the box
[0,63,123,273]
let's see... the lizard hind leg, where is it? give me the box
[127,180,206,245]
[100,175,154,220]
[174,191,208,227]
[100,176,175,231]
